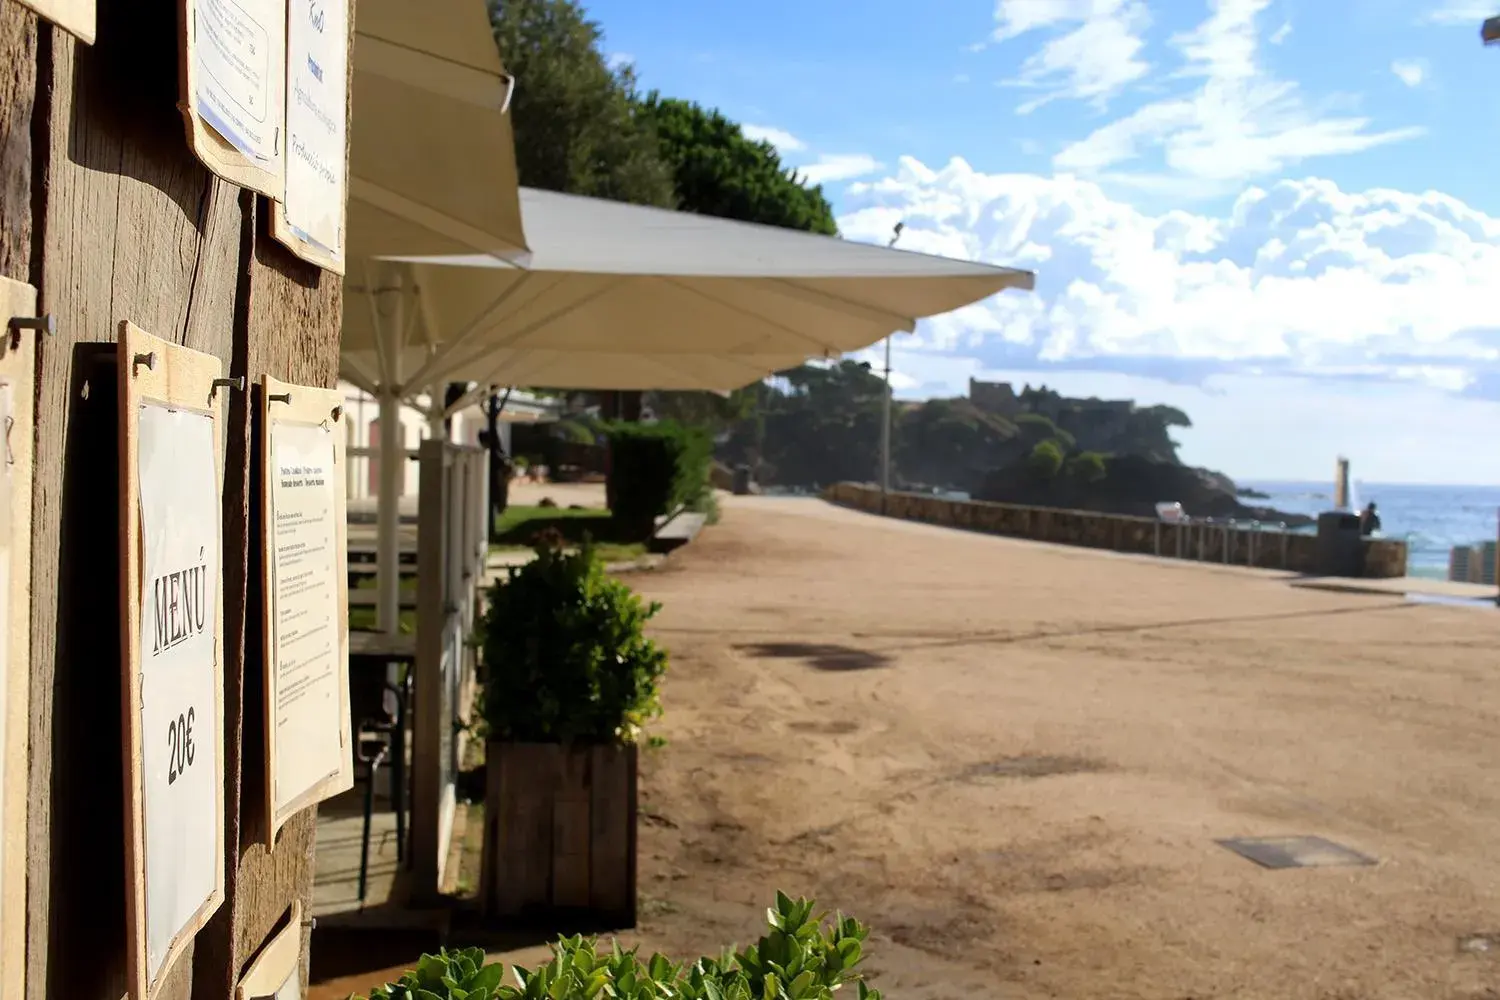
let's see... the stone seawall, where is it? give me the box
[822,483,1408,579]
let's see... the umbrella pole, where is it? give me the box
[377,384,404,635]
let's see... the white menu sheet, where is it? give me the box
[192,0,284,168]
[270,422,345,818]
[137,403,222,986]
[283,0,348,259]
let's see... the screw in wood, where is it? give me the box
[269,392,292,405]
[7,314,54,349]
[132,352,155,374]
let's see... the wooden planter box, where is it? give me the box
[481,742,638,927]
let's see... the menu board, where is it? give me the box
[0,277,37,1000]
[260,376,352,843]
[271,0,349,273]
[180,0,286,197]
[235,900,305,1000]
[15,0,94,43]
[119,323,226,1000]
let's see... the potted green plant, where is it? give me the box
[477,534,667,926]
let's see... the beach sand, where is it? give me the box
[327,496,1500,999]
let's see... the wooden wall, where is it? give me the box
[0,0,348,997]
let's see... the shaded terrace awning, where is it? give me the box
[339,186,1034,398]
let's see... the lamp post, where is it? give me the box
[880,221,904,509]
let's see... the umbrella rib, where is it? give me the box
[659,277,845,354]
[402,271,536,389]
[767,278,917,333]
[420,275,629,384]
[340,357,380,396]
[362,259,395,386]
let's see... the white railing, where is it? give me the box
[410,441,489,899]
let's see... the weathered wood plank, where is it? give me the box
[588,745,636,925]
[551,752,591,909]
[28,0,241,993]
[0,1,36,283]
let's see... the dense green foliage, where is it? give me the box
[639,96,839,235]
[605,421,712,534]
[1065,450,1108,484]
[1026,439,1065,479]
[355,893,880,1000]
[490,0,676,206]
[480,539,667,745]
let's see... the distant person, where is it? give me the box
[1359,501,1382,536]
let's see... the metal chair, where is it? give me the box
[351,677,408,901]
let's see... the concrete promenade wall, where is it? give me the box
[822,483,1408,579]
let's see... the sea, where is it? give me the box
[1240,481,1500,581]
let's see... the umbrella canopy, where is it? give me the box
[348,0,530,262]
[340,187,1034,395]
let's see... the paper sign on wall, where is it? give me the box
[236,900,305,1000]
[180,0,286,197]
[261,377,352,843]
[0,277,38,1000]
[119,323,226,1000]
[271,0,349,273]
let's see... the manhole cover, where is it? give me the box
[1216,835,1377,869]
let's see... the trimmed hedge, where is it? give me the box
[605,420,712,536]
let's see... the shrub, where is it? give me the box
[354,892,882,1000]
[479,537,667,745]
[606,421,712,536]
[1026,439,1065,479]
[1065,450,1107,484]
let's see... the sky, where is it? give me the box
[582,0,1500,485]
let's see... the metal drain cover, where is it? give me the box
[1217,835,1377,869]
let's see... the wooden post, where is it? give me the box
[3,1,349,997]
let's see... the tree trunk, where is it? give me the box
[485,391,512,539]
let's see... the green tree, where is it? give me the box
[1026,439,1065,480]
[1065,450,1107,484]
[638,95,839,234]
[491,0,676,206]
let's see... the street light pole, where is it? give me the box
[880,221,904,509]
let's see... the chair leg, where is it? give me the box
[359,760,380,903]
[393,728,406,865]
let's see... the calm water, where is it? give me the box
[1242,481,1500,580]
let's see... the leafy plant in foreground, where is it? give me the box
[351,892,883,1000]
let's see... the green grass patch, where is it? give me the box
[490,540,647,564]
[349,607,417,633]
[492,503,647,545]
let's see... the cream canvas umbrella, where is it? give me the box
[347,0,530,263]
[345,190,1035,632]
[341,186,1034,404]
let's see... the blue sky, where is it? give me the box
[586,0,1500,484]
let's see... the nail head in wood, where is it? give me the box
[132,352,155,374]
[269,392,292,405]
[8,314,55,349]
[331,405,343,421]
[212,377,245,393]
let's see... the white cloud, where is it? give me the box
[1423,0,1494,25]
[795,154,884,184]
[838,156,1500,397]
[1053,0,1422,184]
[1268,20,1291,44]
[985,0,1152,112]
[742,124,806,153]
[1391,59,1427,87]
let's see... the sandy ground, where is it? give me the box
[327,497,1500,999]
